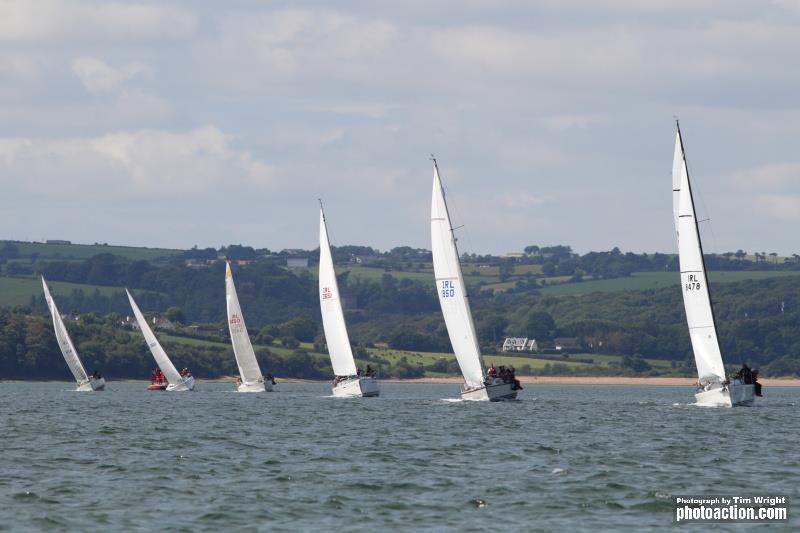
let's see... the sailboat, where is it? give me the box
[226,261,273,392]
[430,159,518,401]
[319,203,380,397]
[41,277,105,391]
[672,123,756,407]
[126,290,195,391]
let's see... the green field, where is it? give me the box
[540,270,800,296]
[3,241,182,261]
[156,335,675,376]
[0,276,128,307]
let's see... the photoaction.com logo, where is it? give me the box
[674,496,788,523]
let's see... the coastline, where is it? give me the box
[3,377,799,386]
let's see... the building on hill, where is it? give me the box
[554,337,579,351]
[152,317,176,331]
[121,316,140,330]
[502,337,538,352]
[46,239,72,245]
[287,257,309,268]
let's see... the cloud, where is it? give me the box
[71,56,153,93]
[0,126,274,197]
[0,0,196,42]
[755,194,800,222]
[732,162,800,190]
[496,192,549,209]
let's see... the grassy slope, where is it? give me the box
[4,241,182,261]
[156,334,672,376]
[540,270,800,296]
[0,277,128,307]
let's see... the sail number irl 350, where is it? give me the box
[684,273,702,291]
[440,280,456,298]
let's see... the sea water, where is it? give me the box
[0,383,797,531]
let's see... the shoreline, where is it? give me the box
[3,377,799,386]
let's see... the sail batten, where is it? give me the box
[672,126,727,383]
[319,208,358,377]
[127,290,183,385]
[430,161,485,390]
[226,262,264,384]
[42,278,89,384]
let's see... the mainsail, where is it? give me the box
[672,125,727,383]
[42,277,89,385]
[126,290,183,385]
[226,262,264,384]
[319,206,358,377]
[430,160,486,390]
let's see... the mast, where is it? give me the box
[676,121,724,353]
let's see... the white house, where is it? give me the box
[502,337,538,352]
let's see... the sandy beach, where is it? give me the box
[380,376,800,387]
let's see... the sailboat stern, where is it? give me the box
[332,376,380,398]
[694,381,754,407]
[76,377,105,392]
[237,380,268,393]
[461,381,518,402]
[167,376,195,392]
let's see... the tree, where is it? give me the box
[524,311,556,341]
[165,307,186,324]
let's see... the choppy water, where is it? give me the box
[0,383,798,531]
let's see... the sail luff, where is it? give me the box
[226,262,264,384]
[126,290,183,385]
[319,207,358,376]
[42,277,88,384]
[674,126,727,382]
[430,161,486,389]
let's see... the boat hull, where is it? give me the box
[695,382,754,407]
[77,377,105,391]
[332,376,380,398]
[461,381,518,402]
[167,376,195,392]
[237,380,271,393]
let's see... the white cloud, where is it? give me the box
[0,0,196,42]
[0,126,273,197]
[755,194,800,221]
[72,56,153,93]
[733,162,800,190]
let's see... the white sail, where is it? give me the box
[42,277,89,385]
[126,290,183,385]
[673,126,727,383]
[671,131,685,234]
[226,262,264,384]
[430,161,486,390]
[319,207,358,377]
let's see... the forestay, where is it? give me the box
[42,277,89,384]
[672,128,727,383]
[319,207,358,377]
[430,161,486,390]
[226,262,264,384]
[126,290,183,385]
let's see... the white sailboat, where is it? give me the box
[319,203,379,397]
[126,290,195,391]
[430,159,518,401]
[226,261,273,392]
[41,277,105,391]
[672,123,755,407]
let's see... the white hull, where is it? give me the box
[167,376,195,392]
[76,377,106,392]
[461,381,518,402]
[695,382,754,407]
[332,377,380,398]
[237,380,273,392]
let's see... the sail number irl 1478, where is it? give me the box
[684,273,702,291]
[440,280,456,298]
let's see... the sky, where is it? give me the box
[1,0,799,256]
